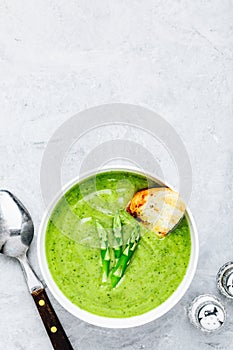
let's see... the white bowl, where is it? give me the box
[38,167,199,328]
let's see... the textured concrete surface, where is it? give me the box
[0,1,233,349]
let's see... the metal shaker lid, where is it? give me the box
[217,261,233,298]
[188,294,226,332]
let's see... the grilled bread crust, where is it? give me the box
[127,187,185,237]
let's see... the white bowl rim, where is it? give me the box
[37,165,199,328]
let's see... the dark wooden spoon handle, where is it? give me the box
[32,288,74,350]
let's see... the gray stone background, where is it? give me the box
[0,1,233,349]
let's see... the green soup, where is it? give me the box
[45,171,191,318]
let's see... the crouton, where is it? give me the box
[127,187,185,237]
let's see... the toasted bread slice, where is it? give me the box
[127,187,185,237]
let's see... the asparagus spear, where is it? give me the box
[96,221,110,283]
[111,224,140,288]
[112,211,123,261]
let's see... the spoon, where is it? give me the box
[0,190,73,350]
